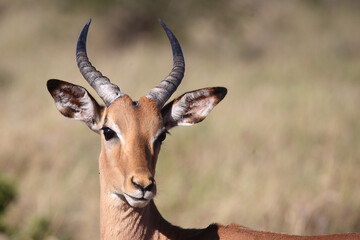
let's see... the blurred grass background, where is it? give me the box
[1,0,360,239]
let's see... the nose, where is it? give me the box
[131,176,155,192]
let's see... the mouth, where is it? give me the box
[124,193,152,208]
[113,192,152,208]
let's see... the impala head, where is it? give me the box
[47,19,227,208]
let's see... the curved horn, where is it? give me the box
[146,19,185,107]
[76,19,122,107]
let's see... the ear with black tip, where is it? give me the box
[161,87,227,130]
[47,79,105,133]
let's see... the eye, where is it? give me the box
[102,127,116,141]
[157,131,167,143]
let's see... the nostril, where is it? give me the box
[144,178,155,191]
[131,177,144,191]
[131,176,155,192]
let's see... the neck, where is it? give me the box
[98,149,219,240]
[99,189,213,240]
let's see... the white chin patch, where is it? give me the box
[124,194,151,208]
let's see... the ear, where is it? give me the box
[161,87,227,130]
[47,79,105,133]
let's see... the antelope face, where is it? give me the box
[47,19,227,208]
[100,96,163,208]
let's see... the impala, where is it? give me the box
[47,20,360,240]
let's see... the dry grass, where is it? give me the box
[1,1,360,239]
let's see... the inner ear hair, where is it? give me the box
[47,79,105,132]
[161,87,227,130]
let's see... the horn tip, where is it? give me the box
[84,18,92,29]
[158,18,168,30]
[81,19,92,35]
[83,18,91,32]
[77,19,92,52]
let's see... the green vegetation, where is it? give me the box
[0,0,360,239]
[0,178,16,216]
[0,177,16,235]
[28,217,53,240]
[0,178,68,240]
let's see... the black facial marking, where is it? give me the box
[132,101,139,107]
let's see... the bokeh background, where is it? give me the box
[1,0,360,239]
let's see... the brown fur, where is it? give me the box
[96,96,360,240]
[48,80,360,239]
[99,95,161,199]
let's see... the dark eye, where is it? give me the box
[102,127,116,141]
[157,132,167,143]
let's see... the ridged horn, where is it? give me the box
[76,19,122,107]
[146,19,185,107]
